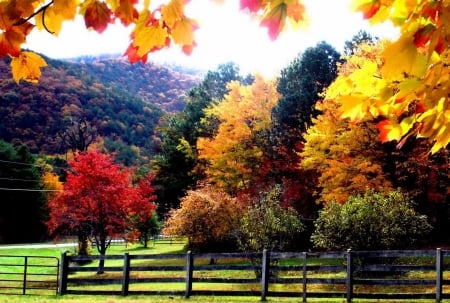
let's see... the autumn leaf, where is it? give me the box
[124,43,148,64]
[380,36,428,79]
[115,0,138,26]
[133,23,169,57]
[0,25,32,57]
[287,1,305,24]
[82,0,113,33]
[260,2,286,40]
[161,0,184,28]
[351,0,381,19]
[240,0,264,12]
[10,51,47,83]
[171,17,197,47]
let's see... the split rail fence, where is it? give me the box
[58,248,450,302]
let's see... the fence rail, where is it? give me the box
[57,248,450,302]
[0,255,59,295]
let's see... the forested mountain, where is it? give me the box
[0,55,202,159]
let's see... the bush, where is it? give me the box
[311,189,432,251]
[237,185,304,252]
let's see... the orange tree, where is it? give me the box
[46,149,156,273]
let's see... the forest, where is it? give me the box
[0,32,448,255]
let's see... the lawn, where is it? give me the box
[0,240,449,303]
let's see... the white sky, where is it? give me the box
[24,0,399,77]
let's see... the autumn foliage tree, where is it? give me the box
[46,149,156,273]
[162,183,244,251]
[197,75,279,193]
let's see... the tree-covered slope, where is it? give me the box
[0,55,201,158]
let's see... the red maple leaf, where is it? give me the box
[240,0,262,12]
[84,0,113,33]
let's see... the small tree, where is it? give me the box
[46,150,156,273]
[311,189,432,251]
[237,185,304,252]
[162,183,243,251]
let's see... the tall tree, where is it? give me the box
[197,75,279,194]
[152,63,251,215]
[46,150,156,273]
[0,141,47,243]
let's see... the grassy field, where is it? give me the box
[0,240,448,303]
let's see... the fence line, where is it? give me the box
[58,248,450,302]
[0,255,59,296]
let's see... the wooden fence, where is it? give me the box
[59,249,450,302]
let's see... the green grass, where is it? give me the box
[0,241,449,302]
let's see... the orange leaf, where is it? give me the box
[10,51,47,83]
[115,0,138,26]
[352,0,381,19]
[287,1,305,23]
[376,119,401,143]
[260,2,286,40]
[83,0,113,33]
[0,26,30,57]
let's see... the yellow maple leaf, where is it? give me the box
[380,36,428,80]
[171,17,197,47]
[10,51,47,83]
[133,24,168,57]
[161,0,184,28]
[338,94,372,121]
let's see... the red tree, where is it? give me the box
[46,149,156,273]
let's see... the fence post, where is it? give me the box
[346,249,353,303]
[121,253,131,296]
[436,248,443,303]
[302,252,307,302]
[58,252,68,295]
[22,256,28,295]
[261,249,270,301]
[185,251,193,298]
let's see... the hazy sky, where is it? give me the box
[24,0,399,77]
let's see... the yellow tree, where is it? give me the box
[41,171,63,201]
[301,101,393,205]
[197,74,279,193]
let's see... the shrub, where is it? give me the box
[311,189,432,251]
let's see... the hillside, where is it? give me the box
[0,55,202,159]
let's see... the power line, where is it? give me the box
[0,187,63,192]
[0,177,58,183]
[0,159,68,170]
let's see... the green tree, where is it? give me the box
[0,141,47,243]
[237,185,304,253]
[311,189,432,251]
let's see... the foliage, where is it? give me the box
[301,102,393,205]
[0,0,306,82]
[162,183,243,251]
[46,149,156,272]
[311,189,432,251]
[0,140,47,243]
[152,63,251,215]
[332,0,450,153]
[197,74,279,193]
[0,57,167,161]
[237,185,304,253]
